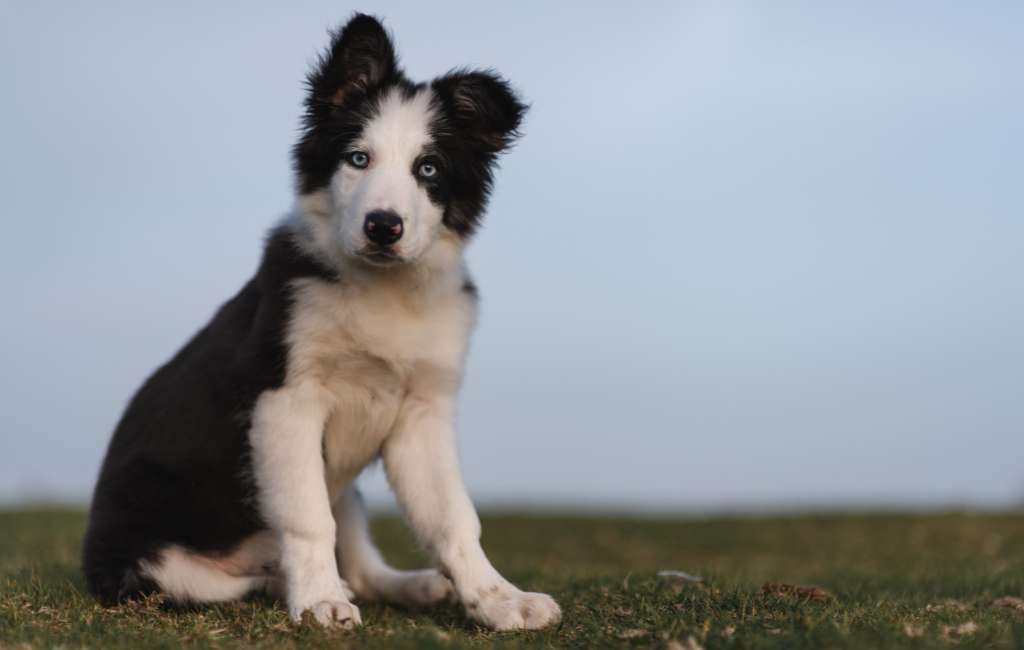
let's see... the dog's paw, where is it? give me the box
[384,569,454,608]
[465,583,561,630]
[293,600,361,627]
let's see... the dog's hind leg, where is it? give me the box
[332,486,454,608]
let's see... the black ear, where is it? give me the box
[306,13,399,109]
[431,70,528,153]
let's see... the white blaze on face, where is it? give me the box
[331,87,443,263]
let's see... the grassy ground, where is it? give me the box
[2,509,1023,648]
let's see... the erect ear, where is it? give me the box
[306,13,399,109]
[431,70,528,153]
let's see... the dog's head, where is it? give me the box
[293,14,526,270]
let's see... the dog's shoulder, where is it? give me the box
[103,227,333,451]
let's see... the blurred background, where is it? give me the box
[1,1,1021,513]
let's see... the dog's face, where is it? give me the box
[294,14,527,269]
[330,86,446,266]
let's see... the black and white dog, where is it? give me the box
[82,14,561,631]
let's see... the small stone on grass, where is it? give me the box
[658,570,708,593]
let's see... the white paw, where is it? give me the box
[292,599,361,627]
[385,569,454,608]
[465,584,561,630]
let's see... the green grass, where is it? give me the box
[2,509,1024,648]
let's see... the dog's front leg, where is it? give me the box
[381,396,561,630]
[249,386,360,627]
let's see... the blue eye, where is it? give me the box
[348,151,369,169]
[418,163,437,178]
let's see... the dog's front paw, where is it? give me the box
[465,583,561,630]
[293,600,361,627]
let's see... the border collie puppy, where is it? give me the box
[81,13,561,631]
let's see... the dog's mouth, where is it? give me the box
[357,246,405,266]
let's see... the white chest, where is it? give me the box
[283,277,474,496]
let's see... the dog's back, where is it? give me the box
[82,229,334,601]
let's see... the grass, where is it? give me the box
[2,509,1024,648]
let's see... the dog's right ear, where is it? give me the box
[306,13,399,109]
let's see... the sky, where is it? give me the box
[1,1,1022,512]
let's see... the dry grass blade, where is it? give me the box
[117,592,167,617]
[760,582,833,602]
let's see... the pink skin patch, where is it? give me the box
[193,551,277,578]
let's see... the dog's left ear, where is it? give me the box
[432,70,528,153]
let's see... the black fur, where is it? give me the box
[81,228,334,602]
[430,70,526,237]
[294,14,413,195]
[83,13,523,604]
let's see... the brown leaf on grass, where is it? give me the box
[994,597,1024,614]
[658,570,708,593]
[609,607,633,619]
[941,621,979,638]
[760,582,833,602]
[667,636,705,650]
[946,599,968,611]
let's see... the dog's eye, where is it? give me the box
[418,163,437,178]
[347,152,370,169]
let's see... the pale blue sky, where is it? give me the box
[1,1,1022,511]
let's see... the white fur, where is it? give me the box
[139,547,261,604]
[138,532,334,605]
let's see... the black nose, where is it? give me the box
[363,210,404,246]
